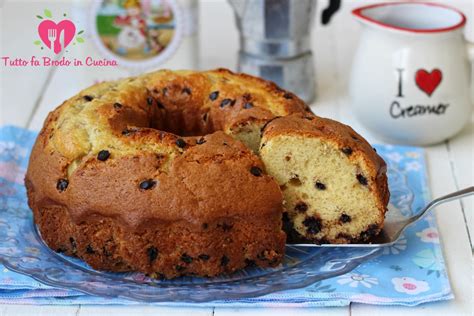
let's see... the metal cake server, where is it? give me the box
[289,186,474,248]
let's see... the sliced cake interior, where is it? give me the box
[260,114,389,244]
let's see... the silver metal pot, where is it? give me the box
[229,0,340,103]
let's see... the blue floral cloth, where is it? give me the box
[0,126,452,307]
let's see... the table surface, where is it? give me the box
[0,0,473,315]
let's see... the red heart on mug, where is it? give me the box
[415,69,442,97]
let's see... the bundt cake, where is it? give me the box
[25,68,389,279]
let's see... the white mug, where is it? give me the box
[350,2,474,146]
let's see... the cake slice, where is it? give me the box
[260,113,389,244]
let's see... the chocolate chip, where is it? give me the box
[357,174,368,185]
[303,217,322,234]
[342,147,353,155]
[373,147,377,152]
[139,179,156,190]
[283,93,293,99]
[220,255,229,266]
[86,245,95,254]
[245,259,256,267]
[56,247,66,253]
[244,102,253,109]
[209,91,219,100]
[147,246,158,262]
[198,254,210,261]
[202,223,208,229]
[97,150,110,161]
[315,181,326,190]
[340,213,351,223]
[175,265,185,271]
[176,138,186,148]
[146,96,154,106]
[282,212,299,239]
[182,87,192,95]
[180,253,193,264]
[220,98,234,108]
[294,202,308,213]
[56,179,68,192]
[218,222,233,232]
[360,224,379,240]
[83,95,93,101]
[250,166,263,177]
[196,137,206,145]
[157,101,165,109]
[113,102,122,109]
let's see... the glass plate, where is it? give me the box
[0,204,382,302]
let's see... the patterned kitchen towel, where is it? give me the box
[0,125,453,307]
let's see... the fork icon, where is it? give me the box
[47,28,57,50]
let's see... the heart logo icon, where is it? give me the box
[415,69,442,97]
[38,19,76,54]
